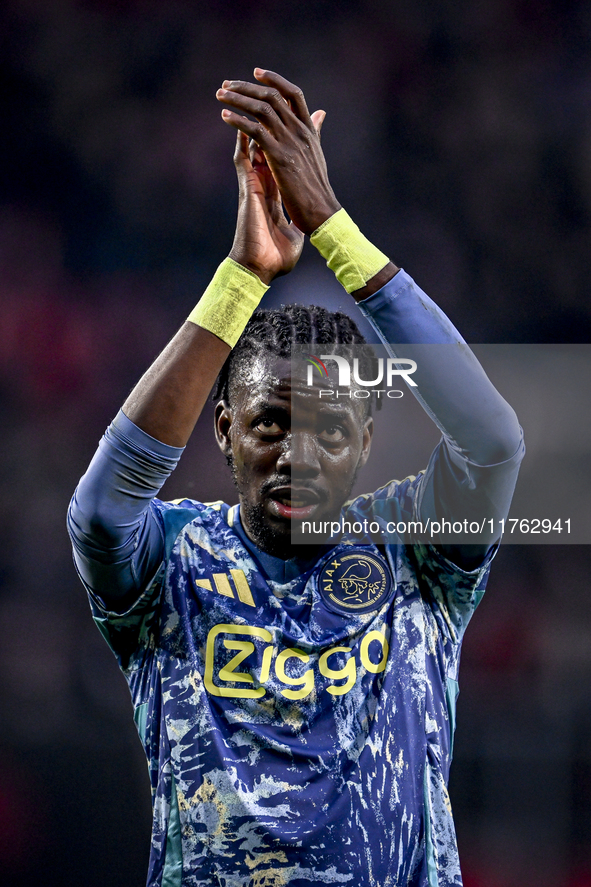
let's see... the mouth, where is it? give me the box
[267,486,321,520]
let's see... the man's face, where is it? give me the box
[215,354,373,559]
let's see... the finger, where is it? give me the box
[249,138,266,167]
[232,131,255,196]
[310,109,326,139]
[233,130,250,166]
[220,79,293,127]
[253,69,311,126]
[220,108,276,151]
[288,219,305,240]
[218,87,285,136]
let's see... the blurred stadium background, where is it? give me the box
[1,1,591,884]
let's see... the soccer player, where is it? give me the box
[68,70,524,886]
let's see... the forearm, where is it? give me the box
[361,271,524,565]
[124,258,271,447]
[309,210,520,463]
[350,262,400,301]
[123,322,230,447]
[67,411,183,604]
[356,270,522,465]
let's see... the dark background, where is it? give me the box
[2,1,591,885]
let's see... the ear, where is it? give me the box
[357,416,374,470]
[214,400,234,457]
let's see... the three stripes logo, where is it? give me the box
[195,569,256,608]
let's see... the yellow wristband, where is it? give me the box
[187,257,269,348]
[310,208,390,293]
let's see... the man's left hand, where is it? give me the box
[217,69,341,236]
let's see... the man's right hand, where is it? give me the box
[229,131,306,285]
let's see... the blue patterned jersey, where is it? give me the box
[90,475,491,887]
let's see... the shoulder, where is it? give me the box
[345,473,424,520]
[409,541,492,642]
[151,498,236,556]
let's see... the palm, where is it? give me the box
[244,149,303,275]
[229,132,304,283]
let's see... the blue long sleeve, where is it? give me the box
[67,411,183,607]
[358,269,522,463]
[358,270,524,540]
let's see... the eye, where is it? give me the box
[253,417,284,436]
[318,424,345,444]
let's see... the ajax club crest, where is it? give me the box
[318,549,393,616]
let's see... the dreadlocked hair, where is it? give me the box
[212,303,381,413]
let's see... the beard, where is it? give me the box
[228,455,360,561]
[239,497,294,559]
[228,457,293,558]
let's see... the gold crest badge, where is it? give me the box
[318,549,393,616]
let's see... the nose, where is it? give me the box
[276,431,321,478]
